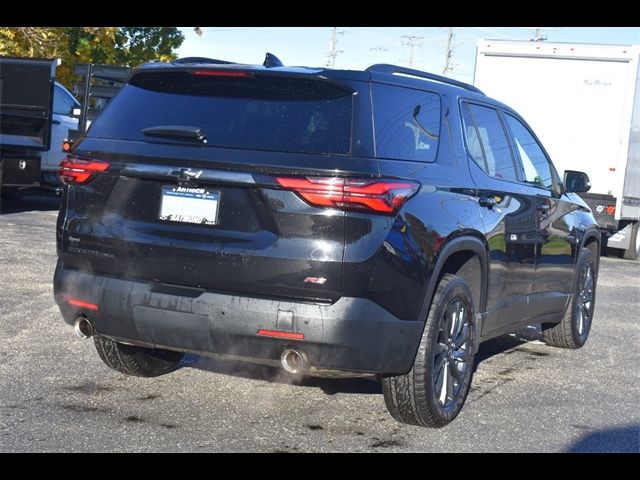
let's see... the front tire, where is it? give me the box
[94,336,184,377]
[543,247,597,349]
[382,274,476,428]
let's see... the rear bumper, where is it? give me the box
[53,261,423,374]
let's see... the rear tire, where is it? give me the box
[94,336,184,377]
[382,274,476,428]
[543,248,597,349]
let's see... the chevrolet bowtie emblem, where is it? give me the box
[173,168,203,181]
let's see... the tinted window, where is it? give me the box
[53,85,77,115]
[504,114,555,189]
[462,103,518,182]
[372,84,440,162]
[87,72,353,155]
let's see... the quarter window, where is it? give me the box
[461,103,518,182]
[372,84,441,162]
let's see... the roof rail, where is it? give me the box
[173,57,235,65]
[366,64,484,95]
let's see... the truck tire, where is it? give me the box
[381,274,476,427]
[94,336,184,377]
[543,248,597,349]
[623,221,640,261]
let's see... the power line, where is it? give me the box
[369,46,388,61]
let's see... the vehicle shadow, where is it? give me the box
[181,354,382,395]
[0,192,61,214]
[473,334,531,372]
[565,424,640,452]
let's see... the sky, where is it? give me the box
[176,27,640,83]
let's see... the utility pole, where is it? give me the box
[326,27,344,67]
[443,27,454,76]
[401,35,424,67]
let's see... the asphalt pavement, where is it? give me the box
[0,194,638,452]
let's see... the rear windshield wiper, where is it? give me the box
[142,125,207,144]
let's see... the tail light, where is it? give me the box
[276,177,420,214]
[59,155,110,185]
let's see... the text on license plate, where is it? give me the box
[159,186,220,225]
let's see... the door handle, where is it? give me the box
[52,119,61,125]
[479,196,497,208]
[536,203,550,214]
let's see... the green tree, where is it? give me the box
[0,27,184,89]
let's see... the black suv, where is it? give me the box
[54,58,600,427]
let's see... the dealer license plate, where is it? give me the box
[159,186,220,225]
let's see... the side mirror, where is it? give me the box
[563,170,591,193]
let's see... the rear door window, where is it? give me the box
[461,102,519,182]
[372,84,441,162]
[87,71,354,155]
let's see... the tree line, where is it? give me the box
[0,27,184,88]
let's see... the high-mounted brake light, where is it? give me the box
[276,177,420,214]
[59,155,110,185]
[192,70,250,78]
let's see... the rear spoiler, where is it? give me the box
[0,57,57,151]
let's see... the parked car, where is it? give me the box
[40,82,80,187]
[54,58,600,427]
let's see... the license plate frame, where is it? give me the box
[159,185,220,226]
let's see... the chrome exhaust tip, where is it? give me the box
[74,317,94,339]
[280,348,308,374]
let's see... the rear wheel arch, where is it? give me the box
[415,235,488,351]
[423,236,488,315]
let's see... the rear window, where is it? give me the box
[86,71,354,155]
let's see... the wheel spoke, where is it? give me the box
[453,302,465,340]
[453,323,470,349]
[581,303,591,324]
[452,349,467,361]
[449,359,463,384]
[445,365,454,402]
[445,302,456,337]
[434,351,447,373]
[438,362,448,404]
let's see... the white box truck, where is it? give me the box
[474,40,640,260]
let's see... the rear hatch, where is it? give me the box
[0,57,56,151]
[59,66,371,303]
